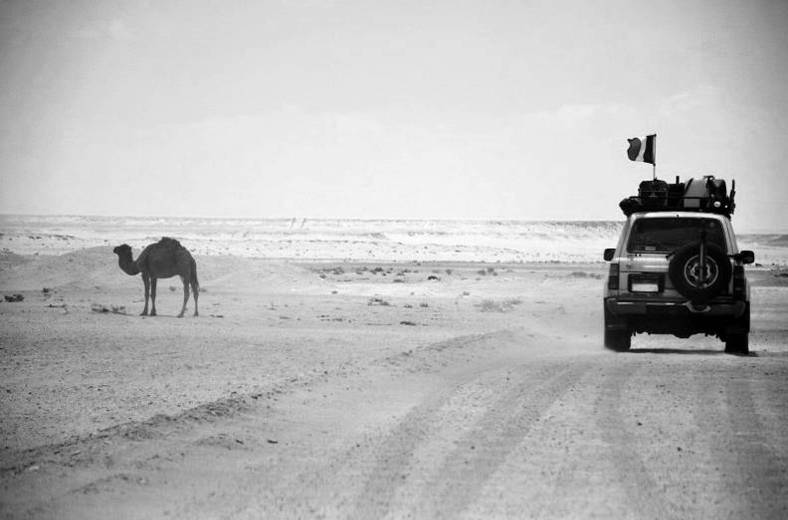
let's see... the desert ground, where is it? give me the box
[1,247,787,519]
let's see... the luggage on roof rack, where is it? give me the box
[638,180,669,208]
[619,175,736,217]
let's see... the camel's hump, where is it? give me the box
[157,237,183,249]
[138,237,187,261]
[136,237,192,268]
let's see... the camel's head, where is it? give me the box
[113,244,132,257]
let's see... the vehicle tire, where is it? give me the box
[668,243,731,304]
[724,303,750,355]
[604,307,631,351]
[725,333,749,355]
[605,328,631,351]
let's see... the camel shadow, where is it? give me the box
[140,313,194,320]
[628,348,755,357]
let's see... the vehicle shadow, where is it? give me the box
[628,348,755,356]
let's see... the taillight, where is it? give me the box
[608,263,620,290]
[733,265,746,299]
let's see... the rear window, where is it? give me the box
[627,217,727,253]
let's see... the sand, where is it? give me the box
[1,247,787,518]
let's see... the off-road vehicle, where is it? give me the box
[603,176,754,354]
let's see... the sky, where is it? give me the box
[1,0,787,231]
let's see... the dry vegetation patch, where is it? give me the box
[476,298,523,313]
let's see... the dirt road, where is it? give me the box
[1,258,787,518]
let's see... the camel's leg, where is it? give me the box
[150,278,158,316]
[178,276,188,318]
[191,277,199,317]
[141,274,150,316]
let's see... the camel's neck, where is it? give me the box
[118,255,141,276]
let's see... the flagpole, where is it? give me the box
[652,134,656,180]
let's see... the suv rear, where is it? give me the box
[603,177,754,354]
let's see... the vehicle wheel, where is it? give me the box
[724,303,750,355]
[605,328,631,351]
[725,333,749,355]
[604,307,631,351]
[668,243,731,304]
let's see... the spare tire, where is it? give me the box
[668,243,731,304]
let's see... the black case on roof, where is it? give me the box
[619,175,735,217]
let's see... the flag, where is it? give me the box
[626,134,656,165]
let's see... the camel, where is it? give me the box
[113,237,199,318]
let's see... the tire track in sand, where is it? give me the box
[348,361,590,519]
[151,329,528,519]
[726,375,788,515]
[694,365,788,519]
[594,360,683,520]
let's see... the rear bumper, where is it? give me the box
[605,298,747,318]
[605,297,749,337]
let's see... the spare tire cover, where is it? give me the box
[668,243,731,304]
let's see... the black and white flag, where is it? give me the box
[626,134,656,165]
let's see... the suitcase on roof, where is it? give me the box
[638,180,669,208]
[683,176,727,209]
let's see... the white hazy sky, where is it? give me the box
[1,0,787,231]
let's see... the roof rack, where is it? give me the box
[619,175,736,218]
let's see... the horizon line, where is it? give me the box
[1,212,786,235]
[0,212,623,224]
